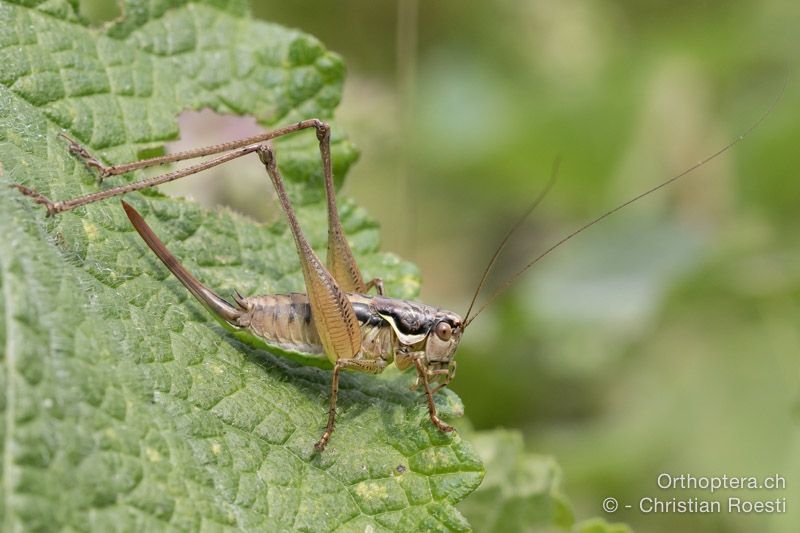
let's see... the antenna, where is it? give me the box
[463,79,786,328]
[462,157,561,326]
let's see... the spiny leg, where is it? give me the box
[313,123,378,294]
[316,358,386,452]
[12,119,338,216]
[62,119,331,181]
[13,142,265,216]
[413,358,455,433]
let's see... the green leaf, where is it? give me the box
[458,429,630,533]
[0,1,483,530]
[458,429,574,532]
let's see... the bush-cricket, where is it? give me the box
[11,85,782,451]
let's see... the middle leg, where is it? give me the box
[316,358,386,452]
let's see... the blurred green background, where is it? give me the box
[82,1,799,531]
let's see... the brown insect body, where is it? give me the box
[224,291,460,375]
[122,199,461,380]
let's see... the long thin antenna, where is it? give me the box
[396,0,419,256]
[463,157,561,325]
[463,78,786,328]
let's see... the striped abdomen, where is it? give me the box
[236,292,323,355]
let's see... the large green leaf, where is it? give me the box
[0,1,483,530]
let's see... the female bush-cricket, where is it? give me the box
[11,88,780,450]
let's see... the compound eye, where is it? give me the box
[435,321,452,341]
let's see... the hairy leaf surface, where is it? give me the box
[0,1,482,530]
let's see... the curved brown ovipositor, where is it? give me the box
[121,201,243,326]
